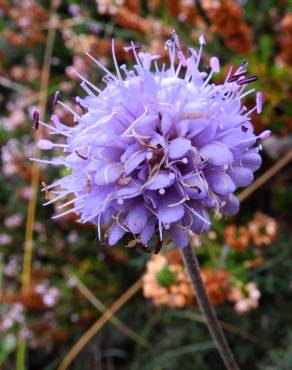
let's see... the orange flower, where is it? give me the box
[143,250,230,308]
[224,224,250,251]
[201,269,230,305]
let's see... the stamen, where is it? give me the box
[113,213,129,233]
[239,88,255,100]
[58,195,86,209]
[116,176,132,186]
[111,39,122,81]
[37,139,68,150]
[185,203,211,225]
[97,214,101,241]
[237,130,271,145]
[41,181,49,200]
[50,91,60,111]
[68,68,101,93]
[120,64,129,78]
[42,192,68,206]
[102,74,116,84]
[224,65,234,83]
[86,52,116,81]
[123,43,143,53]
[181,181,201,193]
[57,101,81,121]
[167,158,189,166]
[79,112,116,135]
[168,195,189,207]
[196,34,205,68]
[33,110,39,130]
[121,108,148,137]
[241,59,248,68]
[227,69,248,82]
[170,29,180,49]
[30,158,65,166]
[80,82,97,97]
[38,120,70,136]
[52,206,80,219]
[237,75,258,85]
[41,177,72,191]
[256,92,263,114]
[130,41,143,70]
[210,56,220,73]
[158,219,163,241]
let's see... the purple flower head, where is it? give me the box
[34,33,270,248]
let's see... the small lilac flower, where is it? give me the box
[34,34,270,248]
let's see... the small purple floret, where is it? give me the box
[34,35,270,248]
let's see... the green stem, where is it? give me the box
[180,244,240,370]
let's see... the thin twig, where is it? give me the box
[0,76,26,93]
[181,311,272,348]
[57,279,143,370]
[238,150,292,202]
[181,245,240,370]
[16,4,58,370]
[72,275,150,347]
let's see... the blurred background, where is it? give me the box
[0,1,291,369]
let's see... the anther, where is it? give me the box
[33,110,39,130]
[116,176,132,186]
[237,75,258,85]
[41,181,49,200]
[241,59,248,67]
[123,43,144,53]
[227,70,248,83]
[75,150,88,160]
[37,139,67,150]
[50,91,60,111]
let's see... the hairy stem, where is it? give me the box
[181,244,240,370]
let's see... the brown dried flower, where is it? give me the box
[203,0,253,54]
[278,12,292,65]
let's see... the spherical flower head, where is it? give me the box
[35,34,270,249]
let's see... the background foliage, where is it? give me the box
[0,1,291,369]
